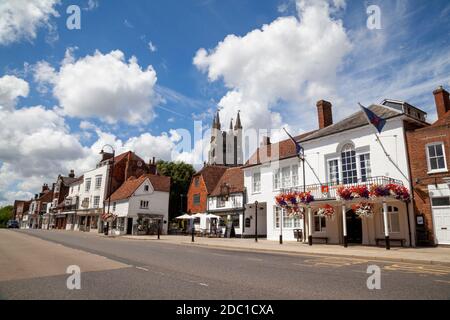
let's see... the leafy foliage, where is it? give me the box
[156,160,195,220]
[0,205,13,228]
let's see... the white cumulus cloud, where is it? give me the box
[0,0,60,45]
[194,0,351,133]
[35,49,160,125]
[0,75,29,110]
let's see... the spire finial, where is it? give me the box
[234,109,242,130]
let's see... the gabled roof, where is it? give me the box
[301,104,402,141]
[210,167,244,196]
[60,176,78,186]
[37,190,53,203]
[109,174,170,202]
[68,175,84,186]
[193,165,229,193]
[244,104,407,168]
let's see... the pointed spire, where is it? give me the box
[229,118,233,130]
[212,113,217,129]
[234,110,242,130]
[216,110,221,130]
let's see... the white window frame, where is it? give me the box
[281,166,291,188]
[95,175,102,190]
[85,178,91,192]
[292,165,299,187]
[274,206,301,229]
[426,142,448,173]
[359,153,372,182]
[140,200,149,209]
[93,196,100,208]
[273,169,281,191]
[327,158,340,184]
[252,171,261,194]
[381,206,400,234]
[341,144,358,184]
[313,212,326,233]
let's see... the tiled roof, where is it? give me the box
[38,190,53,203]
[210,167,244,196]
[109,174,170,202]
[244,104,403,167]
[68,175,84,185]
[60,176,78,186]
[301,104,401,141]
[193,165,229,193]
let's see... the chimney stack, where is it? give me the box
[41,183,49,193]
[316,100,333,129]
[433,86,450,120]
[68,170,75,178]
[260,136,271,147]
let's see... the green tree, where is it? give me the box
[156,160,196,220]
[0,205,13,228]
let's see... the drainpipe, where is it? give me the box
[402,121,415,247]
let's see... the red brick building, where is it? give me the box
[186,165,228,214]
[406,86,450,245]
[13,200,30,222]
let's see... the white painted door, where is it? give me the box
[433,207,450,245]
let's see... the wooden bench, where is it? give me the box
[312,236,328,244]
[376,238,406,247]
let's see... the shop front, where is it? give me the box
[275,177,413,249]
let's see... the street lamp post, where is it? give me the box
[100,145,115,236]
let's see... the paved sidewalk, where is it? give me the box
[120,234,450,266]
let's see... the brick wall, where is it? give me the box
[406,121,450,245]
[187,175,208,213]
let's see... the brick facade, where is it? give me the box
[405,86,450,245]
[187,175,208,214]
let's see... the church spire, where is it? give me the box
[234,110,242,130]
[229,118,233,130]
[216,110,221,130]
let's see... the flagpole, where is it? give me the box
[358,103,410,183]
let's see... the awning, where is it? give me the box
[175,214,194,220]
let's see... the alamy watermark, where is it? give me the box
[366,265,381,290]
[367,5,382,30]
[66,265,81,290]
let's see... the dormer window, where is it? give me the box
[144,185,149,192]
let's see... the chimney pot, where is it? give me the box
[316,100,333,129]
[433,86,450,120]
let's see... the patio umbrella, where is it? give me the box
[206,214,221,219]
[192,213,205,218]
[175,214,194,220]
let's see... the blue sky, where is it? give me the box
[0,0,449,204]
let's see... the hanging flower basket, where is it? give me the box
[350,185,370,199]
[101,212,117,222]
[317,204,335,218]
[369,184,390,198]
[352,202,374,218]
[298,191,314,204]
[337,186,354,201]
[285,192,298,206]
[275,195,287,207]
[386,183,411,202]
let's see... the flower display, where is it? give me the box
[275,195,287,207]
[317,204,335,218]
[369,184,391,198]
[352,202,374,218]
[101,212,117,222]
[337,186,354,201]
[298,191,314,204]
[386,184,411,202]
[350,185,370,199]
[285,192,298,205]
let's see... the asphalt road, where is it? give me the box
[0,229,449,300]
